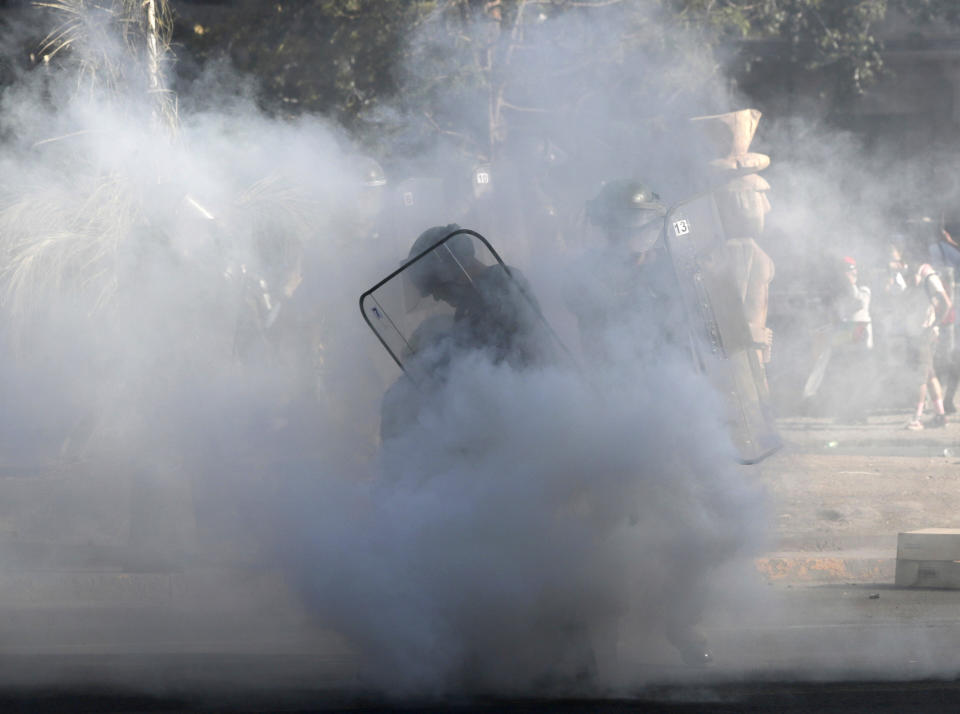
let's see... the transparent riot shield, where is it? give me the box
[360,228,566,384]
[663,193,782,464]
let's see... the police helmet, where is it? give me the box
[358,156,387,188]
[405,224,476,299]
[587,180,665,227]
[537,138,568,168]
[587,179,666,252]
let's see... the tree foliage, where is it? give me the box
[165,0,960,151]
[671,1,888,97]
[172,0,429,127]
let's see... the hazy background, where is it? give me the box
[0,0,957,699]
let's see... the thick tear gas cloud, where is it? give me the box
[0,0,803,699]
[280,351,764,694]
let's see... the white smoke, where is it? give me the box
[293,350,766,693]
[0,0,778,699]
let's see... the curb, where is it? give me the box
[755,551,896,584]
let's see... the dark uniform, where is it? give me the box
[569,179,714,668]
[378,314,457,442]
[566,180,688,361]
[404,224,552,368]
[378,224,553,443]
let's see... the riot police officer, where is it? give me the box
[404,223,551,369]
[570,178,714,668]
[566,179,686,363]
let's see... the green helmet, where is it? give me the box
[587,179,665,228]
[586,179,666,253]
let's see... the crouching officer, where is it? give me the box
[405,224,551,366]
[371,223,557,444]
[364,224,598,685]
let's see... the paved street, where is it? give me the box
[0,413,958,710]
[754,411,960,583]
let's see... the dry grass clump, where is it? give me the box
[0,170,141,321]
[0,2,319,342]
[35,0,178,128]
[0,1,174,323]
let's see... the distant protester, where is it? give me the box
[930,225,960,272]
[839,256,874,348]
[834,256,873,422]
[803,256,873,422]
[927,230,960,414]
[904,262,952,430]
[874,242,911,379]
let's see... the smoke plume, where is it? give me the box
[0,0,784,699]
